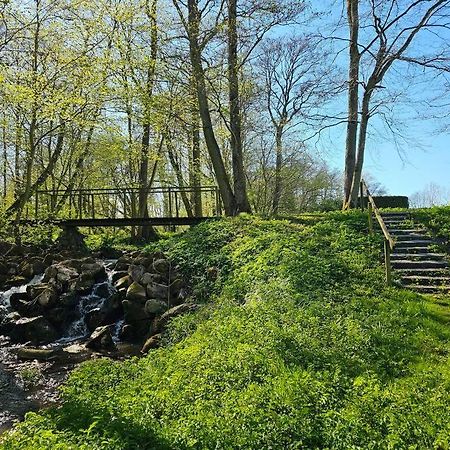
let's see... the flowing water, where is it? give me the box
[0,259,133,434]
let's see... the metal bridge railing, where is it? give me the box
[29,185,222,221]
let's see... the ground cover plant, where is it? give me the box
[1,211,450,449]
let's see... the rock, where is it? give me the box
[153,259,170,276]
[27,283,48,300]
[132,256,153,268]
[85,307,105,332]
[74,273,95,293]
[93,282,111,299]
[0,311,21,334]
[46,307,75,328]
[146,282,169,300]
[43,265,58,283]
[140,272,157,286]
[59,291,79,308]
[9,292,36,316]
[17,347,56,361]
[114,256,131,272]
[85,326,116,352]
[128,265,145,283]
[126,282,147,303]
[144,299,167,315]
[20,263,34,279]
[10,315,59,344]
[56,266,79,284]
[112,271,128,284]
[6,276,27,287]
[151,303,199,335]
[141,333,163,353]
[119,323,135,341]
[81,262,106,281]
[101,292,123,320]
[122,299,148,324]
[115,275,131,290]
[36,287,58,308]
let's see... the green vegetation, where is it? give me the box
[2,212,450,449]
[412,206,450,242]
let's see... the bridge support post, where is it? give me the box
[56,225,87,252]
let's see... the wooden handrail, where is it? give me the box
[361,179,395,285]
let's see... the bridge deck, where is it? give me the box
[20,217,217,228]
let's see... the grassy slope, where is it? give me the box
[1,212,450,449]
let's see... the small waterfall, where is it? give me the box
[0,274,44,308]
[58,260,119,342]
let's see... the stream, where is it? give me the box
[0,259,139,433]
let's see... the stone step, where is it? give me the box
[391,253,447,261]
[388,229,427,235]
[391,260,449,269]
[380,212,409,217]
[394,235,433,242]
[407,285,450,294]
[395,240,432,248]
[396,268,450,276]
[401,276,450,286]
[393,246,434,254]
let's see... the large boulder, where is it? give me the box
[153,259,170,277]
[144,299,167,316]
[85,326,116,352]
[10,315,59,344]
[122,299,149,324]
[146,282,168,300]
[128,265,145,284]
[115,275,131,290]
[126,282,147,303]
[35,286,58,309]
[56,266,80,284]
[151,303,199,335]
[141,333,163,353]
[81,262,106,281]
[73,273,95,293]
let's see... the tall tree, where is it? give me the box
[227,0,251,213]
[343,0,450,208]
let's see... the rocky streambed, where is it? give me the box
[0,243,197,432]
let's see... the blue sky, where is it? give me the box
[302,1,450,201]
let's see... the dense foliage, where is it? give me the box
[1,212,450,449]
[412,206,450,242]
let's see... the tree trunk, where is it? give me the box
[7,122,66,215]
[349,86,373,205]
[137,0,158,241]
[166,134,194,217]
[343,0,360,209]
[187,0,236,216]
[190,77,203,216]
[2,117,7,200]
[272,125,283,215]
[227,0,251,214]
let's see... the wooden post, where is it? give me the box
[368,202,373,235]
[384,238,392,286]
[91,194,95,219]
[168,188,173,219]
[35,191,39,219]
[78,192,82,219]
[360,181,364,212]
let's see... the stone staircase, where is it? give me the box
[381,212,450,294]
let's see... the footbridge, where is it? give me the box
[19,185,222,227]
